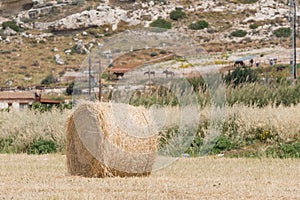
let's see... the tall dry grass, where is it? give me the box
[0,103,299,153]
[226,104,300,142]
[0,109,71,153]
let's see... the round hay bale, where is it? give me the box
[66,102,158,177]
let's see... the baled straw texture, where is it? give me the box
[66,102,158,177]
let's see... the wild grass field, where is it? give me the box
[0,154,299,199]
[0,73,299,199]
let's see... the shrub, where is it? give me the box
[41,74,56,85]
[277,143,300,158]
[224,67,258,86]
[0,138,14,153]
[230,29,247,37]
[31,102,56,112]
[2,20,21,32]
[150,52,158,57]
[211,136,232,154]
[150,18,172,29]
[160,50,167,54]
[187,77,206,92]
[189,20,209,30]
[267,142,300,158]
[185,136,204,156]
[273,27,291,38]
[28,139,58,154]
[235,0,259,3]
[170,8,186,21]
[249,23,259,29]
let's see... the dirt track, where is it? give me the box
[0,154,299,199]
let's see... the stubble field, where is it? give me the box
[0,154,299,199]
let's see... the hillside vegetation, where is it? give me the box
[0,0,297,87]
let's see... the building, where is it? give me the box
[0,91,36,110]
[0,90,62,110]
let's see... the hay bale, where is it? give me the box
[66,102,158,177]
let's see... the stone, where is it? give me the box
[75,40,89,54]
[5,37,10,43]
[82,31,88,36]
[3,27,17,36]
[55,54,64,65]
[65,49,72,54]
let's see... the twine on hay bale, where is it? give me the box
[66,102,158,177]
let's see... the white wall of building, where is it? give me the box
[0,102,8,109]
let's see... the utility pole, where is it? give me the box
[88,56,92,99]
[98,56,102,102]
[290,0,297,80]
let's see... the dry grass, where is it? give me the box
[0,154,299,199]
[0,108,71,152]
[0,103,299,153]
[226,104,300,142]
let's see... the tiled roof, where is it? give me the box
[0,91,35,100]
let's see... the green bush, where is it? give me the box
[224,67,258,86]
[185,136,204,156]
[0,138,15,153]
[230,29,247,37]
[160,50,167,54]
[30,102,62,113]
[28,139,58,154]
[267,142,300,158]
[150,18,172,29]
[234,0,258,3]
[187,77,206,92]
[211,136,233,154]
[150,52,158,57]
[2,20,21,32]
[249,23,259,29]
[189,20,209,30]
[273,27,291,38]
[41,74,56,85]
[277,143,300,158]
[170,8,186,21]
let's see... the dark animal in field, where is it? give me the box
[113,72,124,79]
[234,61,245,67]
[144,70,155,78]
[249,59,254,67]
[163,70,174,78]
[276,66,286,72]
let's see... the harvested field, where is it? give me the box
[0,154,299,199]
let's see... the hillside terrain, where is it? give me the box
[0,0,297,87]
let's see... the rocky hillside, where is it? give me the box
[0,0,297,87]
[0,0,33,17]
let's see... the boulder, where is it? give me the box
[55,54,64,65]
[3,27,17,36]
[75,40,89,54]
